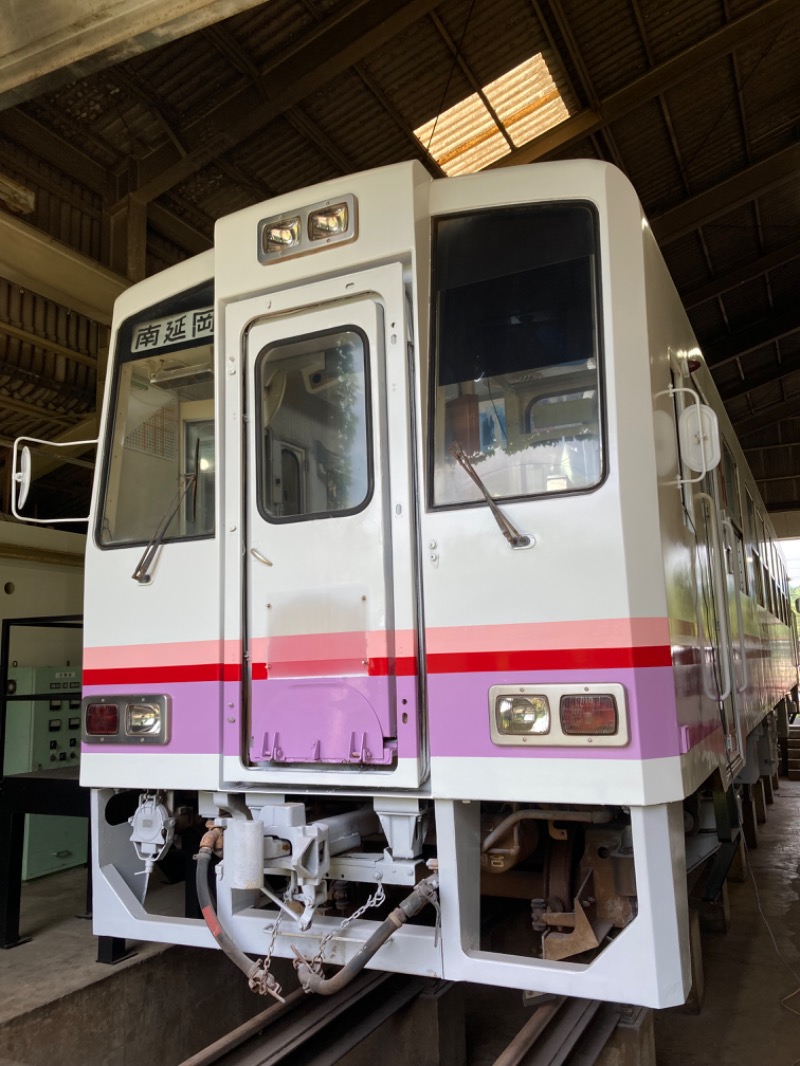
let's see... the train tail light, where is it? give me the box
[560,694,618,735]
[85,702,120,736]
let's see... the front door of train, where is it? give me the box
[237,266,422,785]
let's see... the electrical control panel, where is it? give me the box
[4,665,87,879]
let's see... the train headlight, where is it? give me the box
[258,194,357,263]
[126,701,163,737]
[308,201,349,240]
[495,695,550,735]
[263,216,301,254]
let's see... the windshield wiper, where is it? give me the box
[449,441,531,549]
[132,440,200,584]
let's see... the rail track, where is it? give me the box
[176,971,429,1066]
[176,972,639,1066]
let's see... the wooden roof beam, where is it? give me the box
[703,303,800,369]
[494,0,798,167]
[651,143,800,245]
[133,0,445,204]
[0,210,128,324]
[681,238,800,308]
[716,352,800,402]
[0,0,272,111]
[732,399,800,437]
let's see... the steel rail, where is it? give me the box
[492,996,623,1066]
[177,971,425,1066]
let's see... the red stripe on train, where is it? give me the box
[82,645,671,686]
[82,664,241,685]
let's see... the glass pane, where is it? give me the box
[431,204,602,507]
[99,290,215,546]
[721,443,741,527]
[257,329,370,520]
[184,420,215,537]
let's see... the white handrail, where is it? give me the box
[695,492,731,703]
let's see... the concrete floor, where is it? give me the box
[1,782,799,1065]
[654,778,800,1066]
[0,865,167,1027]
[0,869,287,1065]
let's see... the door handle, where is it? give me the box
[250,547,273,567]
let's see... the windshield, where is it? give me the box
[431,203,603,507]
[98,282,215,546]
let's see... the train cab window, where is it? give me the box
[255,328,371,521]
[430,203,603,507]
[98,282,216,546]
[721,444,742,527]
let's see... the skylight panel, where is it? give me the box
[415,53,572,175]
[416,94,510,175]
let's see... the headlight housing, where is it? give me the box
[489,684,628,747]
[83,694,171,745]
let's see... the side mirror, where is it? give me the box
[678,403,721,474]
[11,435,98,524]
[13,444,31,510]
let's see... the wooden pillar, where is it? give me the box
[106,193,147,283]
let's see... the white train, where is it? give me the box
[16,159,796,1007]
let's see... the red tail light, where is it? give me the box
[86,702,119,736]
[560,694,618,735]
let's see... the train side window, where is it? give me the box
[255,327,371,521]
[744,490,762,604]
[430,202,603,508]
[721,443,742,527]
[720,443,747,593]
[756,507,769,610]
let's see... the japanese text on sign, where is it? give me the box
[132,307,214,352]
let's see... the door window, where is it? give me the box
[255,328,372,520]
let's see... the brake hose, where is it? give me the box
[195,828,283,999]
[292,874,440,996]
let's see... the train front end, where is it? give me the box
[80,159,729,1008]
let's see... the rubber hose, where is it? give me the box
[294,874,439,996]
[196,848,259,982]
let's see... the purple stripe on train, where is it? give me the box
[427,667,686,760]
